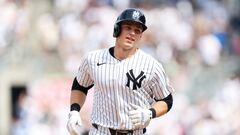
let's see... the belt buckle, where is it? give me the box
[116,130,132,135]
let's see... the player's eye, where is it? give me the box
[122,25,142,35]
[122,25,131,31]
[134,29,142,34]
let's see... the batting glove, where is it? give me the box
[67,111,82,135]
[129,104,152,128]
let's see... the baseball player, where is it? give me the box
[67,8,174,135]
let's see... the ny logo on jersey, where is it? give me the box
[126,69,146,90]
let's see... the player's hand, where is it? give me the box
[67,111,82,135]
[129,104,152,128]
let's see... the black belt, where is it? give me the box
[109,128,133,135]
[92,124,146,135]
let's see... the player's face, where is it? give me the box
[116,21,143,50]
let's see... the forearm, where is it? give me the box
[67,90,85,134]
[70,76,94,110]
[151,101,168,117]
[70,90,87,110]
[150,94,173,118]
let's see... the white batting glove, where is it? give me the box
[129,104,152,128]
[67,111,82,135]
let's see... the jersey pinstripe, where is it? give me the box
[76,47,173,130]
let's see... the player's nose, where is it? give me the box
[129,29,137,35]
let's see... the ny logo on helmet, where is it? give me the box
[132,11,140,20]
[126,69,146,90]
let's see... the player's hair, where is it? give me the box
[113,8,147,37]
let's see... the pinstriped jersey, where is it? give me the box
[76,47,173,130]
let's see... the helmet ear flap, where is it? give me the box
[113,23,121,37]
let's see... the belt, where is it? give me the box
[109,128,133,135]
[92,124,146,135]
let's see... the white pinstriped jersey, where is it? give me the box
[76,47,173,130]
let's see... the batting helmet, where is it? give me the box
[113,8,147,37]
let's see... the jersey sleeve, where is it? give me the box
[76,54,94,87]
[149,61,174,100]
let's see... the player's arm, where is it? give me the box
[67,54,94,135]
[150,93,173,118]
[67,77,93,135]
[70,90,86,111]
[129,61,173,127]
[70,77,94,111]
[149,61,174,118]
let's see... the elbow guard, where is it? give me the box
[155,94,173,112]
[71,77,94,95]
[163,94,173,112]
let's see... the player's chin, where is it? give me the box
[123,42,135,49]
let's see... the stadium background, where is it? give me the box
[0,0,240,135]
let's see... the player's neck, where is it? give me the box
[113,46,138,60]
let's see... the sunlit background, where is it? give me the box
[0,0,240,135]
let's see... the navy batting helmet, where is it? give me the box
[113,8,147,37]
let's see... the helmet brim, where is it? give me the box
[116,19,147,32]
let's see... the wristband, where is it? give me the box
[70,103,81,112]
[149,108,156,119]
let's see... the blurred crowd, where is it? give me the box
[0,0,240,135]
